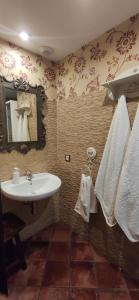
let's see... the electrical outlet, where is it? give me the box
[65,154,70,162]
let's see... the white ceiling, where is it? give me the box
[0,0,139,61]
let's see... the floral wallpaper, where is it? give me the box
[0,14,138,117]
[56,14,139,99]
[0,41,56,98]
[1,14,138,104]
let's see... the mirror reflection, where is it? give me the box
[0,76,46,153]
[5,91,37,142]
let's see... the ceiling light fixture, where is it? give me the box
[19,31,29,41]
[39,46,54,57]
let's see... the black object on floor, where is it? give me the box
[0,210,27,295]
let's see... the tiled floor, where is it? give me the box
[6,223,139,299]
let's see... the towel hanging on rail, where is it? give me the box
[74,174,97,222]
[114,104,139,242]
[94,95,131,227]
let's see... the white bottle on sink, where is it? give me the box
[12,167,20,184]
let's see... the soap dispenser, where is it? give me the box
[12,167,20,184]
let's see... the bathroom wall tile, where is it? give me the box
[98,291,130,300]
[9,287,40,300]
[42,261,70,287]
[96,263,126,288]
[39,287,70,300]
[71,242,96,261]
[47,242,70,262]
[71,262,97,288]
[129,291,139,300]
[51,223,71,242]
[70,288,98,300]
[8,260,45,287]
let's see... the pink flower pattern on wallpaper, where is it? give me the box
[125,53,139,62]
[45,67,56,81]
[67,54,77,64]
[0,52,16,69]
[106,73,115,82]
[57,62,68,76]
[0,40,57,103]
[74,57,86,73]
[106,28,117,45]
[90,42,107,61]
[107,56,119,73]
[21,55,33,68]
[89,67,96,76]
[21,55,38,73]
[116,30,136,55]
[130,14,139,23]
[0,14,138,100]
[69,87,78,97]
[86,76,100,92]
[18,71,28,81]
[56,14,139,99]
[58,88,66,100]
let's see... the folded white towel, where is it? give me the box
[74,174,97,222]
[95,95,131,226]
[115,104,139,242]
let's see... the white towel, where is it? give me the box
[74,174,97,222]
[95,95,131,227]
[115,104,139,242]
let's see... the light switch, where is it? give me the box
[65,154,70,162]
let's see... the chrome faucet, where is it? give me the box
[26,169,33,182]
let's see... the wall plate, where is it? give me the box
[65,154,70,162]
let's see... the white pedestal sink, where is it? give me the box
[1,173,61,202]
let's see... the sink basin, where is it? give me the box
[1,173,61,202]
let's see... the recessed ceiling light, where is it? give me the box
[19,31,29,41]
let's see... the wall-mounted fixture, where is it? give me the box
[87,147,96,160]
[65,154,70,162]
[0,77,46,153]
[101,66,139,101]
[84,147,97,175]
[39,46,54,57]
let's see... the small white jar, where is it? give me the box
[12,167,20,184]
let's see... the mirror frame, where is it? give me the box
[0,76,46,154]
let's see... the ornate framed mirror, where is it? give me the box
[0,76,46,154]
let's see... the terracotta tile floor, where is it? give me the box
[7,223,139,299]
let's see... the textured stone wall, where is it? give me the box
[56,15,139,279]
[57,89,139,280]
